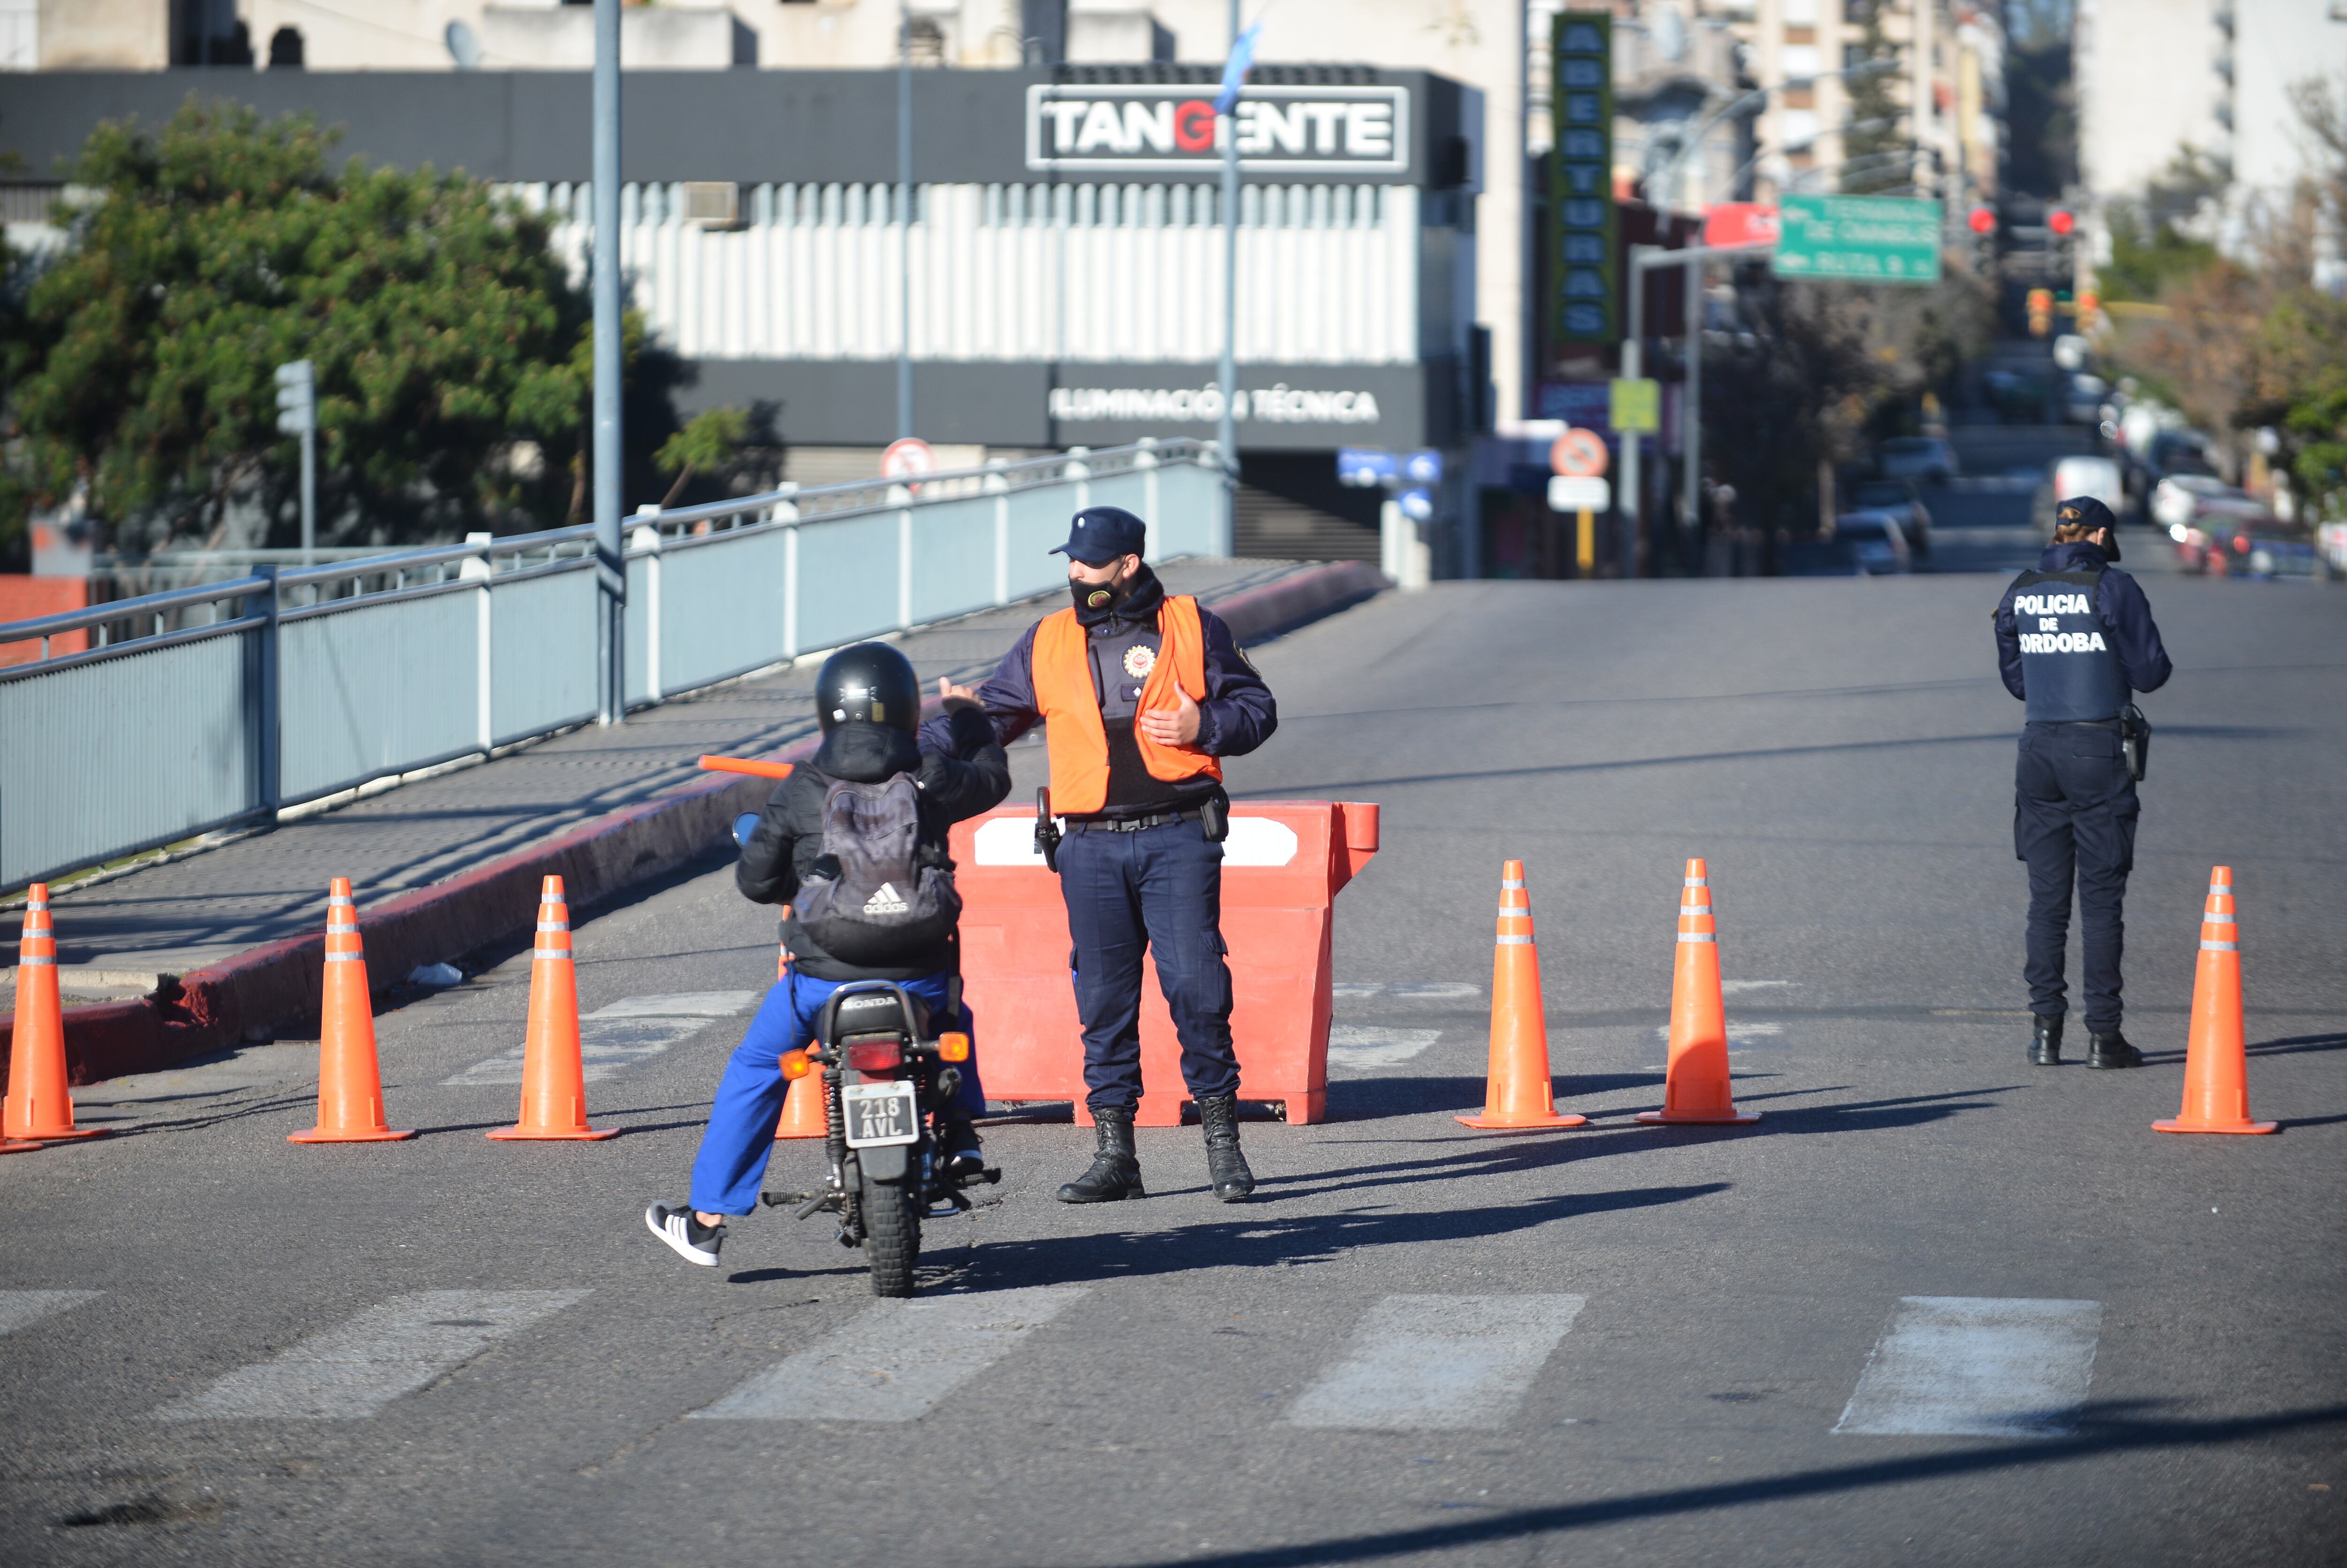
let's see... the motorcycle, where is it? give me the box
[760,980,1000,1298]
[725,808,998,1297]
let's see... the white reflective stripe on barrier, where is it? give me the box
[1495,935,1534,946]
[538,921,571,933]
[2203,912,2235,924]
[2200,940,2238,951]
[1685,877,1707,887]
[971,813,1299,867]
[323,951,366,963]
[326,922,357,933]
[1678,933,1718,943]
[16,954,54,965]
[1500,878,1525,889]
[25,900,47,911]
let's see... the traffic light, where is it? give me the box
[2077,291,2101,330]
[2026,287,2054,338]
[1967,206,1997,276]
[275,359,315,436]
[2046,208,2078,284]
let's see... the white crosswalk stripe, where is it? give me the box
[0,1290,102,1338]
[1285,1294,1587,1430]
[1326,1025,1442,1071]
[691,1286,1088,1423]
[1834,1296,2103,1438]
[1332,982,1480,1002]
[154,1290,589,1420]
[445,990,761,1085]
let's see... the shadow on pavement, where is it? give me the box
[1096,1401,2347,1568]
[1329,1072,1663,1122]
[925,1184,1731,1292]
[1753,1085,2020,1136]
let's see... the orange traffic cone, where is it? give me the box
[1637,859,1759,1126]
[290,878,417,1144]
[2155,866,2275,1136]
[4,884,105,1143]
[772,910,828,1140]
[1457,861,1586,1131]
[490,876,618,1141]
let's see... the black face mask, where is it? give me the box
[1071,577,1125,615]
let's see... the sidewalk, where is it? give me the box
[0,558,1381,1083]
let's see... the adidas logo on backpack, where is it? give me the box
[862,881,909,916]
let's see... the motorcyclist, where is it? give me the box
[646,642,1009,1266]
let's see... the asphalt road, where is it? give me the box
[4,517,2342,1567]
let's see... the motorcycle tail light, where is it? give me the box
[845,1040,902,1072]
[779,1049,813,1080]
[937,1032,971,1063]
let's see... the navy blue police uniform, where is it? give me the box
[921,506,1276,1201]
[1992,498,2172,1063]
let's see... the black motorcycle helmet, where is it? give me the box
[815,642,920,735]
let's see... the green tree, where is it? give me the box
[8,99,597,551]
[1838,3,1908,196]
[654,406,749,509]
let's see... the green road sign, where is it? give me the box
[1610,377,1660,433]
[1772,195,1944,284]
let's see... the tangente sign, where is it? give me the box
[1025,84,1410,176]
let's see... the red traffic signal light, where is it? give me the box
[2048,209,2075,237]
[1968,207,1996,234]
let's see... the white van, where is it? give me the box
[2050,455,2124,516]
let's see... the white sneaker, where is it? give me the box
[645,1201,725,1266]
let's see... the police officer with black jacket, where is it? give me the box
[923,506,1277,1204]
[1993,497,2173,1069]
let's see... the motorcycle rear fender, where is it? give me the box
[858,1143,911,1181]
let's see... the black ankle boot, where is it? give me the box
[2087,1030,2142,1069]
[1196,1094,1255,1202]
[1056,1107,1143,1203]
[2029,1014,2063,1066]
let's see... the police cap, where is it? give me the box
[1051,506,1148,566]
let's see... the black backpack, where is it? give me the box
[792,772,961,965]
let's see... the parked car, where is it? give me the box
[2151,474,2246,531]
[1848,478,1933,558]
[2128,428,2218,515]
[2049,454,2124,521]
[2200,516,2321,580]
[2173,492,2274,569]
[2063,374,2110,425]
[1833,510,1913,575]
[1877,437,1960,484]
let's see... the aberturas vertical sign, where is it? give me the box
[1549,12,1615,350]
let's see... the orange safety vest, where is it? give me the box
[1031,595,1222,815]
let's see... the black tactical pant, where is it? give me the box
[2015,722,2139,1032]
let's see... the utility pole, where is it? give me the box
[593,0,625,724]
[1621,245,1646,576]
[1682,256,1702,546]
[273,359,316,566]
[1214,0,1252,557]
[897,3,914,440]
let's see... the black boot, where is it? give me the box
[2029,1014,2063,1066]
[2087,1030,2142,1069]
[1056,1107,1143,1203]
[1196,1094,1255,1202]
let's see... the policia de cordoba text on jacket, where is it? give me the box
[1991,501,2173,1071]
[922,506,1277,1207]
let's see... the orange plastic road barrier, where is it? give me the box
[4,883,106,1144]
[951,802,1377,1125]
[699,755,796,781]
[1637,859,1759,1126]
[2155,866,2276,1136]
[489,876,619,1141]
[1457,861,1587,1131]
[289,878,417,1144]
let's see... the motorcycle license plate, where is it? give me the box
[841,1082,920,1148]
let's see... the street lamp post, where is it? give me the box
[592,0,624,724]
[1214,0,1244,555]
[897,3,914,441]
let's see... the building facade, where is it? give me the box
[4,64,1481,563]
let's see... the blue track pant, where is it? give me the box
[688,970,982,1217]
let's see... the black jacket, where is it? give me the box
[1993,541,2174,706]
[736,707,1010,980]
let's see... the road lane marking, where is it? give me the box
[1834,1296,2103,1438]
[1651,1020,1786,1056]
[1327,1025,1442,1071]
[154,1290,590,1420]
[0,1290,101,1338]
[1285,1294,1587,1430]
[691,1286,1088,1422]
[445,990,761,1085]
[1333,982,1481,1002]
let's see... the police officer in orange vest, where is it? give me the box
[925,506,1278,1203]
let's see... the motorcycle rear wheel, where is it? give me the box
[859,1170,921,1297]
